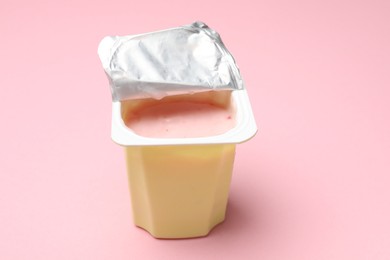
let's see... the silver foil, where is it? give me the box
[98,21,244,101]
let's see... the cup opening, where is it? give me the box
[120,90,237,139]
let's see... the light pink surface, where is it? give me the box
[125,101,235,138]
[1,0,389,259]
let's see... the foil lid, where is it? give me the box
[98,21,244,101]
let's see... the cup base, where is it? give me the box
[125,144,235,239]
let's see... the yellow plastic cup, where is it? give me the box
[112,90,257,238]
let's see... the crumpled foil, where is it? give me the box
[98,21,244,101]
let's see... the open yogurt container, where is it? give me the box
[99,22,257,238]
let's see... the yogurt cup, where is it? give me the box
[99,21,257,238]
[113,89,256,238]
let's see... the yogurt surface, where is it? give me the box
[125,101,235,138]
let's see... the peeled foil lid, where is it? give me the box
[98,21,244,101]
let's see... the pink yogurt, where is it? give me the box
[125,101,235,138]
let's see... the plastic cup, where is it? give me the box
[111,90,257,238]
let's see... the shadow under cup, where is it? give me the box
[113,90,256,239]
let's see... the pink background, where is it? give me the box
[1,0,390,259]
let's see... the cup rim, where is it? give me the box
[111,89,257,146]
